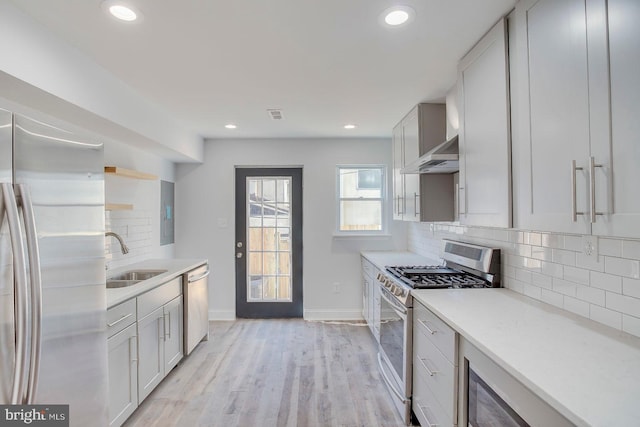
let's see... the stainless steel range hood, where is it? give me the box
[400,135,459,174]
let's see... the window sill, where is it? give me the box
[332,233,393,240]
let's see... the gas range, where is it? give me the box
[376,240,501,307]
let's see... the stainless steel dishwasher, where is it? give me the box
[183,263,210,355]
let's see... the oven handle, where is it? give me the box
[379,284,408,316]
[377,352,409,404]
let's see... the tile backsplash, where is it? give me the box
[105,209,153,270]
[408,222,640,339]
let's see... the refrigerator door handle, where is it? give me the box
[17,184,43,403]
[1,183,29,404]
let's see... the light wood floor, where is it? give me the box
[124,319,407,427]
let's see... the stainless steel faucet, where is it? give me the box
[105,231,130,254]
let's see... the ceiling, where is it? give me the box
[9,0,516,140]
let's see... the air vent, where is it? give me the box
[267,109,283,120]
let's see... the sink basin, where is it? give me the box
[109,269,168,281]
[106,269,168,288]
[106,279,141,289]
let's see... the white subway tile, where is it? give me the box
[622,240,640,260]
[552,248,576,266]
[523,258,543,271]
[563,235,583,252]
[515,269,532,284]
[604,256,640,279]
[563,296,590,317]
[622,315,640,338]
[590,271,623,293]
[524,283,542,300]
[491,229,510,242]
[541,289,564,308]
[508,230,524,244]
[576,253,605,272]
[503,265,516,279]
[552,278,577,297]
[516,244,532,258]
[606,292,640,318]
[563,266,590,285]
[523,232,542,246]
[531,246,552,261]
[623,278,640,299]
[531,272,553,289]
[542,262,563,278]
[599,238,623,257]
[576,285,605,306]
[507,278,525,294]
[590,305,622,330]
[541,233,564,249]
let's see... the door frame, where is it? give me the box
[234,167,303,318]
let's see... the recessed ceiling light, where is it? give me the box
[344,124,357,129]
[380,6,415,28]
[225,124,237,129]
[102,1,142,22]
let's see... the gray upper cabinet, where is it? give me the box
[457,18,512,228]
[393,103,454,222]
[511,0,640,238]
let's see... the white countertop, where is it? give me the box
[412,288,640,427]
[361,251,440,271]
[106,258,207,308]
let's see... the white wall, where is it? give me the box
[408,222,640,339]
[104,140,176,270]
[175,138,407,320]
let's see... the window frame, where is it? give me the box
[335,164,387,235]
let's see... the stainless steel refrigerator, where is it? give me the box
[0,106,108,426]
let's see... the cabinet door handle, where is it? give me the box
[418,319,436,335]
[107,313,133,328]
[589,156,605,223]
[571,160,586,221]
[130,335,138,363]
[458,186,465,215]
[414,192,420,217]
[159,317,165,341]
[165,312,171,339]
[419,357,438,376]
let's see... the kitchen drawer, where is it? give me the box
[413,366,454,427]
[107,299,136,338]
[414,301,456,364]
[137,277,182,319]
[414,328,457,421]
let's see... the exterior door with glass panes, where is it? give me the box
[235,168,303,318]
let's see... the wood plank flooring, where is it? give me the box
[124,319,407,427]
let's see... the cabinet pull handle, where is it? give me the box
[571,160,586,221]
[419,357,438,376]
[164,312,171,339]
[418,319,436,335]
[418,405,439,427]
[589,156,605,223]
[130,335,137,363]
[414,192,420,217]
[107,313,132,328]
[458,186,465,215]
[159,317,164,341]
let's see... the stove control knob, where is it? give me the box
[398,289,407,297]
[395,288,403,297]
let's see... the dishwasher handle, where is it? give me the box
[188,268,210,283]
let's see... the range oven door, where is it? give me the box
[377,284,412,425]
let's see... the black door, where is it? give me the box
[235,167,303,318]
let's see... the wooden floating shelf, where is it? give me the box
[105,203,134,211]
[105,166,158,180]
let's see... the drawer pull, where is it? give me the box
[418,318,436,335]
[129,335,138,363]
[107,313,133,328]
[419,357,438,377]
[418,405,439,427]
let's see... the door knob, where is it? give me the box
[237,242,243,248]
[236,253,243,259]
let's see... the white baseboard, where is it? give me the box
[209,310,235,321]
[303,309,364,321]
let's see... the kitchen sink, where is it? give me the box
[106,279,141,289]
[106,269,168,288]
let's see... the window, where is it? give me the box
[337,166,385,233]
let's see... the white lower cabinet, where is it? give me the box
[108,277,184,426]
[413,301,457,427]
[361,256,380,342]
[108,322,138,427]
